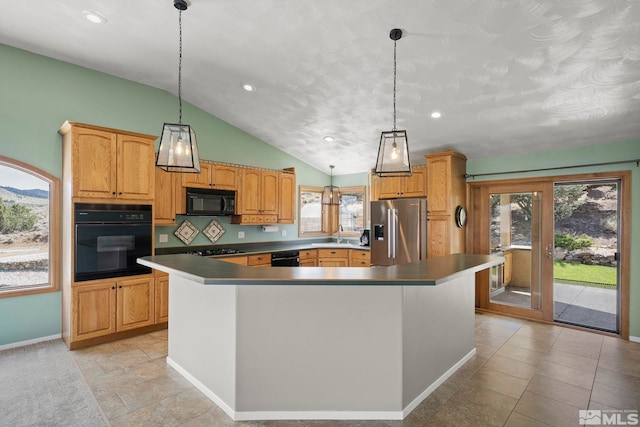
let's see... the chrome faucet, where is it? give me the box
[337,224,344,244]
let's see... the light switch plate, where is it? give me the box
[281,230,287,237]
[238,231,245,239]
[159,234,168,243]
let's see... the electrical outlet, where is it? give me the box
[238,231,245,239]
[281,230,287,237]
[159,234,168,243]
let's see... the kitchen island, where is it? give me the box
[138,253,501,421]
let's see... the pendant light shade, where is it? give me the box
[322,165,340,205]
[375,28,412,177]
[156,123,200,172]
[156,0,201,173]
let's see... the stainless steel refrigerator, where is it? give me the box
[371,198,427,266]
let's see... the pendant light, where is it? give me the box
[322,165,340,205]
[375,28,412,177]
[156,0,201,173]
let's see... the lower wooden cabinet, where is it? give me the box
[155,272,169,324]
[248,254,271,267]
[318,249,349,267]
[299,249,318,267]
[72,275,155,342]
[218,256,248,265]
[72,281,117,341]
[349,249,371,267]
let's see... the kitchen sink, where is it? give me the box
[311,243,357,248]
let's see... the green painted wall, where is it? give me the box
[466,140,640,337]
[0,44,329,346]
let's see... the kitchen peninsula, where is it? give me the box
[138,253,501,421]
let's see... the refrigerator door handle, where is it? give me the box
[389,208,398,259]
[387,209,393,258]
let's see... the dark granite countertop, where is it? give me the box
[138,253,503,286]
[155,239,370,258]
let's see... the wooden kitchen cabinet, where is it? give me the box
[299,249,318,267]
[71,275,154,342]
[425,152,467,258]
[318,249,349,267]
[349,249,371,267]
[116,276,155,332]
[248,254,271,267]
[278,170,296,224]
[60,122,155,201]
[182,162,238,190]
[218,256,248,265]
[154,167,184,224]
[72,281,117,341]
[155,272,169,324]
[372,166,427,200]
[233,168,279,224]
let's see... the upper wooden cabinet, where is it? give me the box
[278,170,296,224]
[154,167,183,225]
[371,166,427,200]
[182,162,238,191]
[60,122,155,200]
[233,168,279,224]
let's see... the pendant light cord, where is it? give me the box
[392,37,397,131]
[178,10,183,124]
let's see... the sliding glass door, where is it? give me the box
[553,181,620,333]
[469,172,630,337]
[470,182,554,321]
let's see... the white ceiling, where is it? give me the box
[2,0,639,175]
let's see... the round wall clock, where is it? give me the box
[455,205,467,228]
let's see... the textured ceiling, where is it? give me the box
[1,0,639,175]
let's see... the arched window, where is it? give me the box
[0,156,59,297]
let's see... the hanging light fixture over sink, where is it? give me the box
[375,28,411,177]
[156,0,201,173]
[322,165,340,205]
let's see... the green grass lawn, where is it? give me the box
[554,261,616,288]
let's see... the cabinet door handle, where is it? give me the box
[330,251,336,254]
[111,286,115,290]
[118,285,122,289]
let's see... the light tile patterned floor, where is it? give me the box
[5,312,640,426]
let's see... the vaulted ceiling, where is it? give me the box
[2,0,639,174]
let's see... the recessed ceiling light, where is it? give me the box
[242,84,256,92]
[83,10,107,24]
[431,111,442,119]
[323,136,335,142]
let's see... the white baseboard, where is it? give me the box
[0,334,61,352]
[402,347,477,418]
[630,336,640,343]
[167,348,476,421]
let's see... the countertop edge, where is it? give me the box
[139,253,503,286]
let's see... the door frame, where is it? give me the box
[468,171,630,339]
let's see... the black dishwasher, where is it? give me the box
[271,251,300,267]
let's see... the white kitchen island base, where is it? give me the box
[164,272,477,421]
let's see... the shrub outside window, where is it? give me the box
[0,156,59,297]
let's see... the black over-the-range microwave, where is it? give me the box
[186,187,236,216]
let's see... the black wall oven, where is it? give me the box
[74,203,152,282]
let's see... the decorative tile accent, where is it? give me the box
[203,219,225,243]
[174,219,199,245]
